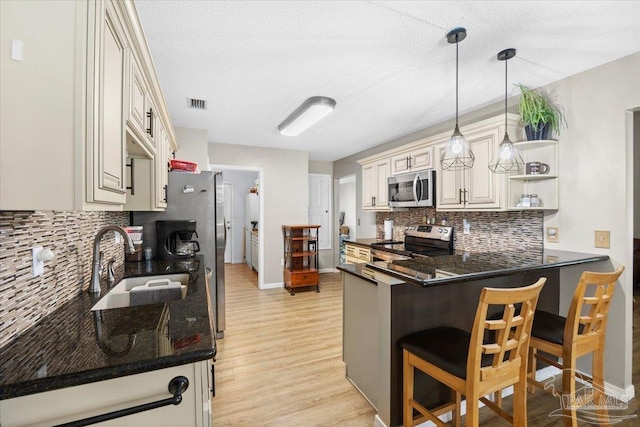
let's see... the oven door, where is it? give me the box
[388,170,435,207]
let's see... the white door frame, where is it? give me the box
[223,182,233,263]
[210,163,265,289]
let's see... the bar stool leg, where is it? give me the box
[466,390,480,427]
[453,390,461,427]
[562,351,578,427]
[513,362,528,427]
[592,344,609,424]
[403,350,414,427]
[527,347,538,394]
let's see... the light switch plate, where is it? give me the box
[595,230,610,248]
[546,227,559,243]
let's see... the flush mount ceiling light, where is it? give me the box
[277,96,336,136]
[440,27,474,171]
[489,48,524,174]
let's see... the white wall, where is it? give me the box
[175,127,209,170]
[541,52,639,391]
[220,169,258,264]
[210,143,309,287]
[634,112,640,239]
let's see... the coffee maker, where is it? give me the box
[156,220,201,259]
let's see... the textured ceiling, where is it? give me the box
[135,1,640,162]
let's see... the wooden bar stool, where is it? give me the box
[399,278,546,427]
[527,267,624,427]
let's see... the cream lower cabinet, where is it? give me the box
[0,360,213,427]
[344,244,371,264]
[359,157,391,211]
[436,114,522,211]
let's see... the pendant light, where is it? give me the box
[440,27,474,171]
[488,48,524,174]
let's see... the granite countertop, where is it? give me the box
[0,255,215,400]
[365,249,610,287]
[337,263,377,284]
[340,237,610,286]
[343,238,402,248]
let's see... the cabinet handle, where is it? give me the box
[464,189,468,204]
[126,159,135,195]
[163,184,168,203]
[459,188,463,204]
[146,107,154,137]
[408,155,412,169]
[54,376,189,427]
[372,195,376,206]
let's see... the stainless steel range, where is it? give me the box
[370,225,454,261]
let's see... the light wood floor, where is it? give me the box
[212,264,376,426]
[213,264,639,426]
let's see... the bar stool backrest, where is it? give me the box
[564,268,624,352]
[468,278,546,391]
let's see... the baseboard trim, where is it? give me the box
[259,281,283,290]
[319,267,338,273]
[373,414,386,427]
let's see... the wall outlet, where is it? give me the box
[114,231,122,244]
[546,227,559,243]
[281,258,284,266]
[595,230,610,248]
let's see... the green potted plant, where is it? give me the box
[516,83,566,140]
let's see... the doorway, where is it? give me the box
[212,165,263,288]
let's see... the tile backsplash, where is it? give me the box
[376,208,544,254]
[0,211,129,348]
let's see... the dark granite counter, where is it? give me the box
[337,263,377,284]
[365,249,609,287]
[343,238,401,248]
[0,256,215,400]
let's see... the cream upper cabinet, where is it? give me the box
[0,0,176,211]
[128,55,150,145]
[390,145,434,176]
[154,121,170,210]
[86,0,128,205]
[360,157,391,211]
[436,114,522,211]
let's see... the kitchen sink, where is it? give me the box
[91,273,189,311]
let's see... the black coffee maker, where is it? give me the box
[156,220,201,259]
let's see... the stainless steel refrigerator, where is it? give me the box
[132,170,226,339]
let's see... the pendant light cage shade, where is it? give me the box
[440,27,474,171]
[441,125,475,170]
[489,48,524,174]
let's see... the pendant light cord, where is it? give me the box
[455,33,459,126]
[504,53,508,131]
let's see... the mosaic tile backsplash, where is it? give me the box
[376,208,544,254]
[0,211,129,348]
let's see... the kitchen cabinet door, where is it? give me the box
[0,361,212,427]
[361,157,391,211]
[390,145,434,176]
[86,0,128,205]
[154,121,169,210]
[436,142,466,209]
[465,127,502,209]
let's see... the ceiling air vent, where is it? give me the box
[187,98,207,110]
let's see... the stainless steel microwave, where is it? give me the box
[388,170,435,208]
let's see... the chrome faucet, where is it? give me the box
[90,225,136,295]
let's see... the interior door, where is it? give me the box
[223,182,232,263]
[309,173,331,250]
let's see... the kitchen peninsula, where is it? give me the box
[0,256,215,426]
[338,248,610,427]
